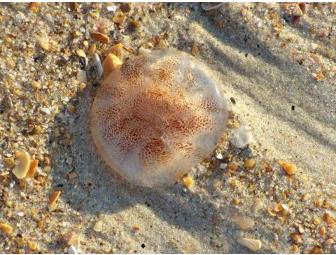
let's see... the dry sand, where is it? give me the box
[0,3,335,254]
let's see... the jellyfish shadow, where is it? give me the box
[50,85,252,253]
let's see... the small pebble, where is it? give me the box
[244,158,256,170]
[27,240,38,251]
[93,220,103,232]
[106,5,117,12]
[182,175,194,189]
[0,223,13,235]
[239,147,253,158]
[40,107,51,115]
[63,231,80,246]
[279,161,297,176]
[68,245,78,254]
[216,153,223,160]
[219,163,227,170]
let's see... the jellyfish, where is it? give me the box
[90,48,228,187]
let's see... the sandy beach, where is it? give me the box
[0,3,335,253]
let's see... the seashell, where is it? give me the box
[237,237,262,251]
[231,125,253,148]
[90,49,228,187]
[12,151,30,179]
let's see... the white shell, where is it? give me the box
[231,125,253,148]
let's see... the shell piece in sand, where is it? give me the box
[90,49,228,187]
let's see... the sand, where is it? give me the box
[0,3,335,254]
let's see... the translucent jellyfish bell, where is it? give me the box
[90,49,228,187]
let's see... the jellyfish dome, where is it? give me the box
[90,49,228,187]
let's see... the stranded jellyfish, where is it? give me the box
[90,48,228,187]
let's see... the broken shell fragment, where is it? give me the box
[90,31,110,44]
[102,54,123,79]
[237,237,262,251]
[182,175,195,189]
[0,222,13,235]
[27,159,39,178]
[279,161,297,176]
[231,125,253,148]
[49,191,61,210]
[12,151,31,179]
[90,49,228,187]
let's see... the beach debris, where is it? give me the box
[63,230,80,246]
[244,158,256,170]
[252,198,264,213]
[102,54,123,79]
[201,3,225,12]
[291,244,300,253]
[12,151,30,179]
[237,237,262,251]
[112,11,125,25]
[88,44,97,56]
[49,190,61,210]
[3,157,15,168]
[76,49,86,59]
[231,125,253,148]
[278,161,297,176]
[90,49,228,187]
[94,18,113,34]
[191,43,200,56]
[77,70,87,83]
[120,3,131,13]
[27,240,38,251]
[232,214,255,230]
[219,163,227,170]
[132,224,140,232]
[323,212,336,226]
[109,43,124,58]
[267,203,290,218]
[27,2,40,12]
[36,33,50,50]
[36,32,58,51]
[282,3,306,24]
[31,80,41,90]
[309,246,323,254]
[290,233,303,244]
[94,53,103,79]
[182,175,195,189]
[68,245,78,254]
[0,222,13,235]
[215,152,223,160]
[232,198,241,205]
[227,162,238,172]
[313,70,326,81]
[90,31,109,44]
[106,5,117,12]
[27,159,38,178]
[93,220,104,232]
[40,107,51,115]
